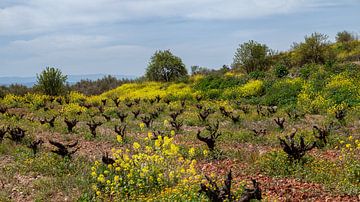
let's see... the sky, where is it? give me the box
[0,0,359,77]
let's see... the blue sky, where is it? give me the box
[0,0,359,77]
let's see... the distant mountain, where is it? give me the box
[0,74,137,87]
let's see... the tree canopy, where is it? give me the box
[145,50,188,82]
[232,40,272,73]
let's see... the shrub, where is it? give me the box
[273,64,289,78]
[193,74,247,91]
[264,78,303,106]
[324,73,359,107]
[248,70,266,79]
[35,67,68,96]
[232,40,272,73]
[102,82,192,101]
[237,80,264,98]
[145,50,188,82]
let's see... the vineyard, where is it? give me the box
[0,62,360,201]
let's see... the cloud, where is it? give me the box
[0,0,358,77]
[1,0,352,35]
[8,35,111,53]
[0,33,152,76]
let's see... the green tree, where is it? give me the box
[293,32,333,66]
[36,67,68,96]
[232,40,272,73]
[145,50,188,82]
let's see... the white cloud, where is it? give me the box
[0,0,351,35]
[9,35,111,53]
[0,0,357,76]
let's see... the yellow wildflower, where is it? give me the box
[114,175,120,182]
[133,142,141,150]
[116,135,123,143]
[188,147,195,158]
[170,130,176,136]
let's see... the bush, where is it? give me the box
[232,40,272,73]
[102,82,193,101]
[35,67,68,96]
[193,74,247,91]
[145,50,188,82]
[264,78,303,106]
[324,73,359,106]
[273,64,289,78]
[248,70,266,79]
[237,80,264,98]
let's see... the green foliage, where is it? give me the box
[293,32,336,66]
[36,67,68,96]
[232,40,272,73]
[324,73,359,106]
[299,63,315,79]
[273,64,289,78]
[264,78,303,106]
[248,70,266,79]
[193,74,247,91]
[145,50,188,82]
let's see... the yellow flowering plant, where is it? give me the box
[338,136,360,185]
[91,135,201,200]
[237,80,264,98]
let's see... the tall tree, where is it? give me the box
[232,40,271,73]
[145,50,188,82]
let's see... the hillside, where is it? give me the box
[0,60,359,200]
[0,34,360,201]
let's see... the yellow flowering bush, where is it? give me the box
[68,91,87,104]
[60,103,86,118]
[86,95,104,107]
[237,80,264,98]
[297,83,330,113]
[324,73,359,106]
[91,135,201,200]
[102,82,193,101]
[1,94,23,108]
[22,93,49,110]
[298,73,359,114]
